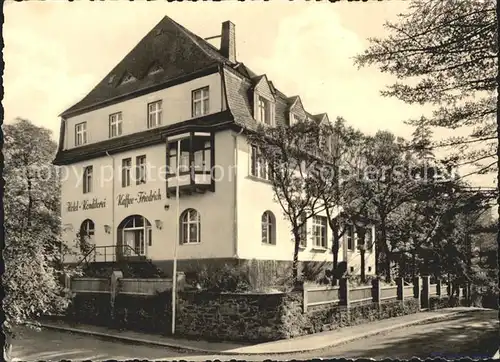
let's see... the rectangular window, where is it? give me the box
[192,87,209,117]
[136,155,147,185]
[257,96,272,125]
[193,141,211,172]
[109,112,123,138]
[148,101,162,128]
[346,224,354,251]
[250,145,271,181]
[290,113,301,126]
[121,158,131,187]
[250,145,258,177]
[312,216,327,248]
[168,137,211,175]
[83,165,93,194]
[75,122,87,146]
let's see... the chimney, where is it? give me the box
[220,21,236,63]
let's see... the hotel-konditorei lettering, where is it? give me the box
[67,198,107,212]
[117,189,162,208]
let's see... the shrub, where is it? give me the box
[348,274,377,287]
[194,263,251,293]
[67,293,111,326]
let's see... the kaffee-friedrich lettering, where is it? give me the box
[117,189,162,208]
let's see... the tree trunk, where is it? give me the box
[379,217,391,283]
[331,218,340,286]
[385,254,391,283]
[411,249,417,280]
[360,249,366,283]
[292,230,301,284]
[356,227,367,284]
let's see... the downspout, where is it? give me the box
[233,127,244,259]
[106,151,115,257]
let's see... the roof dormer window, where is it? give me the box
[252,75,276,127]
[120,72,136,85]
[108,74,116,85]
[148,63,163,75]
[256,95,274,126]
[289,113,301,126]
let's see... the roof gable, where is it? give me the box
[314,113,330,125]
[61,15,230,118]
[252,74,275,102]
[288,96,307,121]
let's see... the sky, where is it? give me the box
[3,0,495,187]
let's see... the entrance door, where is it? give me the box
[134,229,145,256]
[123,230,136,256]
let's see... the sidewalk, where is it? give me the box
[36,308,473,355]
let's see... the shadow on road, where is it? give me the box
[331,310,499,359]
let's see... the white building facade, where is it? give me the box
[55,17,375,280]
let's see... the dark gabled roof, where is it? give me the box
[61,15,233,118]
[56,17,334,165]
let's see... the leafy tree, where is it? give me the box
[357,131,417,282]
[311,118,371,284]
[2,119,78,358]
[246,121,326,283]
[355,0,498,176]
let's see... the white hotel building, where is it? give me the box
[54,16,375,281]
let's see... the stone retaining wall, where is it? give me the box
[174,289,422,342]
[176,291,290,342]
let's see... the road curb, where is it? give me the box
[35,311,462,356]
[226,311,463,355]
[32,323,219,354]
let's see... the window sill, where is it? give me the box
[247,175,272,185]
[181,242,201,246]
[262,242,276,246]
[311,246,328,253]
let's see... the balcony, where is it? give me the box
[166,131,214,197]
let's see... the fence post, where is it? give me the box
[372,278,381,304]
[421,275,430,309]
[302,282,308,313]
[340,278,349,308]
[436,279,442,299]
[396,277,404,300]
[110,270,123,321]
[339,278,350,324]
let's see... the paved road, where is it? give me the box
[11,327,191,361]
[11,309,499,361]
[178,309,499,361]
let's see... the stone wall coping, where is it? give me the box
[180,290,288,296]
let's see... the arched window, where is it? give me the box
[180,209,200,244]
[117,215,152,256]
[80,219,95,239]
[79,219,95,254]
[261,211,276,244]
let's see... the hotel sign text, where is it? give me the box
[117,189,162,208]
[67,198,107,212]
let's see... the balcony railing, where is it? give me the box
[78,244,146,265]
